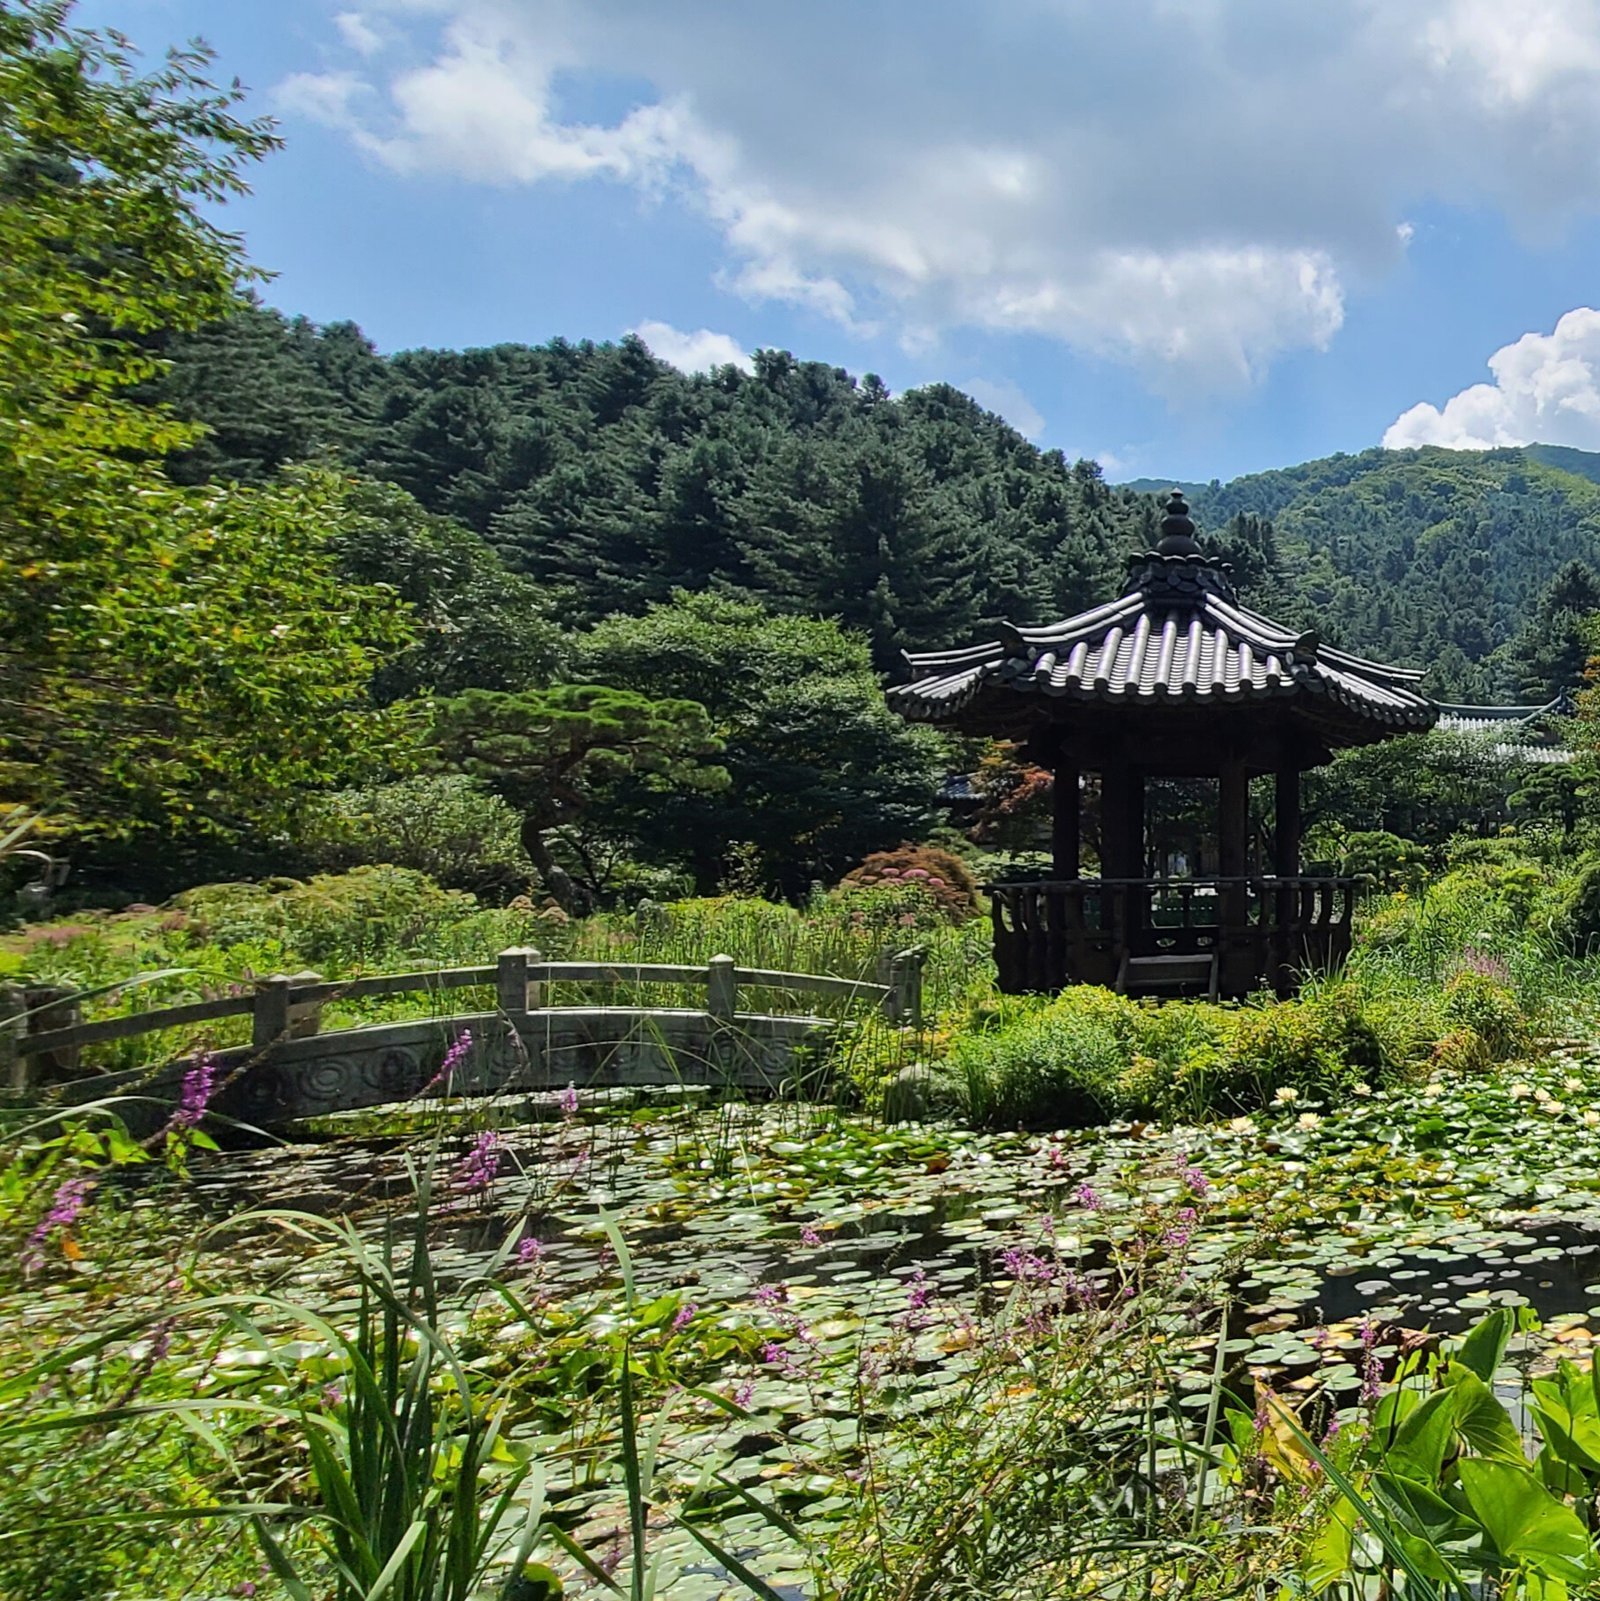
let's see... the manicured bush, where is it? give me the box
[839,845,980,922]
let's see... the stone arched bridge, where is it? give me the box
[4,947,924,1133]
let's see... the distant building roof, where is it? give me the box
[1434,695,1574,764]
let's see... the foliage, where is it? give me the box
[577,593,945,895]
[1338,829,1431,891]
[838,844,979,922]
[432,683,727,911]
[331,477,566,704]
[966,742,1054,851]
[0,6,416,846]
[301,774,534,899]
[1557,854,1600,956]
[1189,445,1600,699]
[1307,736,1529,855]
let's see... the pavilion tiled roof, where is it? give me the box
[888,493,1437,745]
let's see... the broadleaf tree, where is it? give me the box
[0,4,415,846]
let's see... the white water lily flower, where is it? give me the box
[1547,1100,1568,1115]
[1567,1077,1587,1095]
[1351,1083,1372,1097]
[1273,1087,1299,1105]
[1535,1086,1554,1103]
[1509,1083,1533,1099]
[1296,1112,1322,1131]
[1584,1110,1600,1128]
[1229,1115,1255,1133]
[1423,1082,1444,1098]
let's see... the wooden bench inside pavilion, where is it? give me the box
[888,492,1439,998]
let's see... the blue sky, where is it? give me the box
[75,0,1600,483]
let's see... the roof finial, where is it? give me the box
[1155,490,1201,559]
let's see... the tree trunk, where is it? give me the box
[520,815,592,915]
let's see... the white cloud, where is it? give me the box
[274,69,370,132]
[963,377,1045,440]
[281,0,1600,392]
[1384,308,1600,449]
[632,320,752,374]
[335,13,386,57]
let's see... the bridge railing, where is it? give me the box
[2,945,924,1089]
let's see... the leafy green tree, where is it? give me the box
[0,7,414,843]
[431,685,726,910]
[576,594,946,895]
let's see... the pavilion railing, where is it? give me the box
[984,876,1360,995]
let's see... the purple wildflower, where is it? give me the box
[451,1131,501,1194]
[799,1224,823,1248]
[754,1282,788,1307]
[672,1302,698,1331]
[1179,1157,1210,1196]
[761,1341,787,1364]
[559,1083,579,1121]
[733,1380,755,1408]
[23,1176,91,1274]
[1307,1325,1329,1350]
[1060,1269,1098,1309]
[515,1234,544,1265]
[172,1053,217,1130]
[323,1382,345,1409]
[906,1269,932,1310]
[1047,1144,1067,1170]
[1000,1245,1055,1284]
[423,1030,473,1095]
[1075,1182,1103,1211]
[1359,1317,1383,1405]
[1323,1412,1342,1443]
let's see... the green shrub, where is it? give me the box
[301,774,533,898]
[822,881,947,937]
[1441,968,1527,1059]
[945,988,1130,1128]
[1340,830,1429,891]
[1557,855,1600,955]
[176,866,485,967]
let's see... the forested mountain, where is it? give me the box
[153,301,1600,699]
[1181,448,1600,699]
[151,302,1154,669]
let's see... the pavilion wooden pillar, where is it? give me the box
[1218,758,1250,968]
[1274,761,1302,877]
[1272,761,1303,995]
[1051,757,1080,880]
[1099,761,1144,948]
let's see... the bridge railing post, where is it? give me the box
[707,954,737,1023]
[253,975,293,1052]
[498,947,544,1016]
[286,971,324,1038]
[882,949,924,1028]
[26,983,81,1079]
[1,982,26,1092]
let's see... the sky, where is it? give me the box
[69,0,1600,483]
